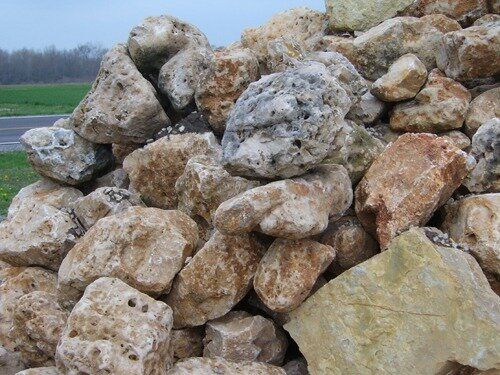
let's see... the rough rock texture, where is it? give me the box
[175,156,259,223]
[442,194,499,277]
[20,126,111,186]
[284,228,500,374]
[70,44,169,144]
[401,0,489,26]
[123,132,221,209]
[165,231,264,328]
[112,143,142,165]
[214,165,352,239]
[92,168,130,190]
[390,69,471,133]
[325,0,414,31]
[171,328,204,363]
[463,119,500,193]
[0,346,24,375]
[345,91,386,126]
[203,311,288,365]
[264,37,306,74]
[253,239,335,313]
[58,207,198,307]
[56,277,173,375]
[71,187,144,230]
[355,133,468,248]
[283,359,309,375]
[371,53,427,102]
[195,48,260,134]
[440,130,472,150]
[222,62,351,179]
[465,87,500,137]
[15,368,59,375]
[167,357,286,374]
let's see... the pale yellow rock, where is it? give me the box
[167,356,286,374]
[171,328,204,363]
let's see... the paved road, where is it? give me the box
[0,115,69,148]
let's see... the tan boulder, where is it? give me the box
[401,0,489,26]
[465,87,500,137]
[285,228,500,374]
[15,368,58,375]
[56,277,173,375]
[355,133,468,248]
[167,356,286,374]
[171,328,204,363]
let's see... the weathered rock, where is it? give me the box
[20,127,112,186]
[345,91,386,125]
[70,44,169,144]
[214,165,352,239]
[283,359,309,375]
[439,130,472,150]
[92,168,129,190]
[204,311,288,365]
[0,346,25,375]
[167,357,286,374]
[463,119,500,193]
[154,112,213,140]
[171,328,204,363]
[465,87,500,137]
[390,69,471,133]
[355,133,468,248]
[175,155,259,223]
[165,231,264,328]
[285,227,500,374]
[254,239,335,313]
[371,53,427,102]
[442,193,500,277]
[222,61,351,179]
[112,143,142,165]
[123,132,221,209]
[401,0,489,26]
[195,48,260,134]
[264,37,306,74]
[58,207,198,307]
[56,277,173,375]
[15,368,59,375]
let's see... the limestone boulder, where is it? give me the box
[401,0,489,26]
[15,368,58,375]
[55,277,173,375]
[355,133,468,248]
[465,87,500,137]
[214,165,352,239]
[167,357,286,374]
[20,127,112,186]
[171,328,204,363]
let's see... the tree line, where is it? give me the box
[0,43,107,85]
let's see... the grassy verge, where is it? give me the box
[0,151,39,216]
[0,83,91,117]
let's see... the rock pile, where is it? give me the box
[1,2,499,374]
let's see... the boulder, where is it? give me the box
[55,277,173,375]
[465,87,500,137]
[165,231,264,328]
[213,165,352,239]
[221,61,351,179]
[167,357,286,374]
[439,130,472,150]
[355,133,468,248]
[284,228,500,374]
[390,69,471,133]
[204,311,288,365]
[20,127,112,186]
[253,239,335,313]
[264,37,306,74]
[171,328,204,363]
[70,44,169,144]
[15,368,58,375]
[401,0,489,26]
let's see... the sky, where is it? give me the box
[1,0,325,51]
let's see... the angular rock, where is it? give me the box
[439,130,471,150]
[167,357,286,374]
[371,53,427,102]
[0,346,25,375]
[214,165,352,239]
[15,368,58,375]
[355,133,468,248]
[123,132,221,209]
[58,207,198,307]
[171,328,204,363]
[264,37,306,74]
[285,228,500,374]
[401,0,489,26]
[253,239,335,313]
[465,87,500,137]
[204,311,288,365]
[165,231,264,328]
[390,69,471,133]
[222,61,351,179]
[92,168,129,190]
[56,277,173,375]
[20,127,112,186]
[367,123,402,145]
[346,91,386,125]
[70,44,169,144]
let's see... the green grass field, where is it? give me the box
[0,83,91,117]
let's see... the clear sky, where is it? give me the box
[1,0,325,51]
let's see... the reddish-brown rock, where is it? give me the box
[401,0,489,26]
[171,328,204,363]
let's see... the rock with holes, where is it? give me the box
[222,61,351,179]
[203,311,288,365]
[390,69,471,133]
[55,277,173,375]
[253,239,335,313]
[355,133,468,248]
[465,87,500,137]
[70,44,169,144]
[284,227,500,374]
[167,356,286,374]
[171,328,204,363]
[15,368,59,375]
[213,165,352,239]
[123,132,221,209]
[20,127,112,186]
[165,231,264,328]
[0,346,25,375]
[58,207,198,308]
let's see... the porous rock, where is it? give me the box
[167,356,286,374]
[465,87,500,137]
[171,328,204,363]
[15,368,59,375]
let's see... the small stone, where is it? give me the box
[92,168,130,190]
[253,239,335,313]
[214,165,352,239]
[20,127,112,186]
[390,69,471,133]
[15,368,59,375]
[346,91,386,125]
[283,359,309,375]
[167,356,286,374]
[465,87,500,137]
[439,130,471,150]
[171,328,204,362]
[355,133,468,248]
[55,277,173,375]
